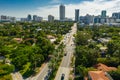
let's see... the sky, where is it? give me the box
[0,0,120,19]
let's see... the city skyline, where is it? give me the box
[0,0,120,19]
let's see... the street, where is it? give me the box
[30,63,49,80]
[12,23,77,80]
[54,23,77,80]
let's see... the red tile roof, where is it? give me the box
[95,63,117,72]
[88,71,109,80]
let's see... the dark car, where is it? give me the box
[64,53,67,56]
[44,75,48,80]
[48,69,52,76]
[61,74,65,80]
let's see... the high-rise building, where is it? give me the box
[0,15,16,22]
[101,10,107,18]
[94,16,101,23]
[112,12,120,19]
[60,4,65,21]
[1,15,7,21]
[27,14,32,21]
[21,18,27,22]
[33,15,43,22]
[33,15,38,21]
[48,15,54,22]
[37,17,43,22]
[75,9,79,22]
[80,14,94,25]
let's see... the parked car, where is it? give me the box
[44,75,48,80]
[64,53,67,56]
[61,73,65,80]
[48,69,52,76]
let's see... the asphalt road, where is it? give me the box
[34,23,77,80]
[31,63,49,80]
[54,23,77,80]
[13,23,77,80]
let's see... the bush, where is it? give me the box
[74,76,84,80]
[0,64,15,76]
[0,74,12,80]
[109,70,120,80]
[97,57,119,67]
[20,62,34,77]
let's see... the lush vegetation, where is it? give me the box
[0,21,73,79]
[108,66,120,80]
[0,63,14,80]
[75,24,120,80]
[48,43,65,80]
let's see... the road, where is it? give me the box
[27,63,49,80]
[54,23,77,80]
[33,23,77,80]
[12,23,77,80]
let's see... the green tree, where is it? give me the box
[75,31,91,46]
[0,64,15,76]
[76,65,88,79]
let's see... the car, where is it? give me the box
[48,69,52,76]
[44,75,48,80]
[61,74,65,80]
[64,53,67,56]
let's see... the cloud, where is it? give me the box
[31,0,120,20]
[50,0,61,4]
[32,5,59,19]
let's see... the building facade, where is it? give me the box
[101,10,107,18]
[75,9,79,22]
[27,14,32,21]
[80,14,94,24]
[48,15,54,22]
[60,4,65,21]
[37,17,43,22]
[0,15,16,22]
[112,12,120,19]
[33,15,37,21]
